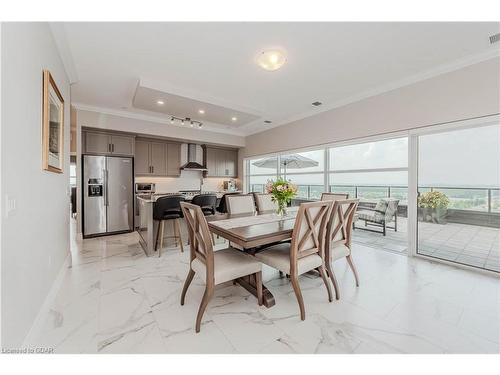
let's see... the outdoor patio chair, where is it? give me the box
[355,198,399,236]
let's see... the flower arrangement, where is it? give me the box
[265,177,298,217]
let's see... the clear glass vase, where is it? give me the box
[276,200,287,218]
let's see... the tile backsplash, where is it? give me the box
[136,170,240,193]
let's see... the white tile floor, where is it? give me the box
[27,222,500,354]
[353,217,500,272]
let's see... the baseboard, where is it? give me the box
[21,253,71,347]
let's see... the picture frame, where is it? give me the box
[42,70,64,173]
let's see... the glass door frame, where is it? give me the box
[408,114,500,274]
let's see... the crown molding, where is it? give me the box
[243,48,500,136]
[49,22,79,84]
[72,103,248,137]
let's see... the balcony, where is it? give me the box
[250,183,500,272]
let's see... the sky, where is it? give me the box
[249,123,500,188]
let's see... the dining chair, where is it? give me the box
[226,194,256,215]
[180,202,263,333]
[253,193,278,213]
[324,199,360,300]
[254,200,333,320]
[321,192,349,201]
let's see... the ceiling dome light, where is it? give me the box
[198,109,205,114]
[256,50,286,71]
[157,100,165,105]
[231,117,237,122]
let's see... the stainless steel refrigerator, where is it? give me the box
[83,155,134,237]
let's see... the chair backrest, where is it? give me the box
[325,199,359,257]
[217,192,240,213]
[226,194,256,215]
[321,192,349,201]
[289,200,333,272]
[191,194,217,213]
[254,193,277,212]
[373,198,399,223]
[180,202,214,280]
[153,195,185,220]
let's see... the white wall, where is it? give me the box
[242,57,500,158]
[1,23,71,347]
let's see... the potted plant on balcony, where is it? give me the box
[418,191,450,224]
[265,178,298,218]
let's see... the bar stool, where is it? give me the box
[191,194,217,244]
[154,195,185,256]
[191,194,217,216]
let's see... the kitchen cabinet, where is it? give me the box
[135,139,180,176]
[135,140,166,176]
[166,143,181,176]
[84,131,134,156]
[85,132,110,154]
[150,142,166,176]
[135,140,150,175]
[205,147,238,177]
[110,134,135,156]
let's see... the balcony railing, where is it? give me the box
[249,184,500,214]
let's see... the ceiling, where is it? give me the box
[132,83,260,126]
[61,22,500,136]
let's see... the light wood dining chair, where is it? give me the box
[253,193,278,213]
[324,199,360,300]
[321,192,349,201]
[226,194,256,215]
[254,200,333,320]
[180,202,263,333]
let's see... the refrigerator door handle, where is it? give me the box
[104,168,109,206]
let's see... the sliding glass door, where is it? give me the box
[415,120,500,272]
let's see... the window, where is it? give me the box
[328,137,408,202]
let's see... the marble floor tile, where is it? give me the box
[26,226,500,354]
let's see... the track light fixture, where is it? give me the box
[168,115,203,129]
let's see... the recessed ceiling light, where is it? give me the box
[198,109,205,114]
[157,100,165,105]
[312,101,322,107]
[170,117,174,124]
[231,117,238,122]
[256,50,286,71]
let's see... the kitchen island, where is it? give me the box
[136,191,241,256]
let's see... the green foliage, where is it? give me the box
[418,191,450,209]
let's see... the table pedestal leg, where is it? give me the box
[235,275,275,308]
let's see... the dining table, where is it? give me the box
[206,206,300,308]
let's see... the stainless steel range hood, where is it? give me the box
[180,143,207,171]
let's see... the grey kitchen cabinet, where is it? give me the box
[134,140,151,175]
[205,147,238,177]
[110,134,134,156]
[84,131,134,156]
[135,139,180,176]
[166,143,181,176]
[85,132,110,154]
[150,142,166,176]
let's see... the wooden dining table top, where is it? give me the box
[206,207,299,249]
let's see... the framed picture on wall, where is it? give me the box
[42,70,64,173]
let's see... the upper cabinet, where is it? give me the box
[84,131,134,156]
[205,147,238,177]
[134,139,181,177]
[166,143,181,176]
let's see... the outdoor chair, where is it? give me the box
[354,198,399,236]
